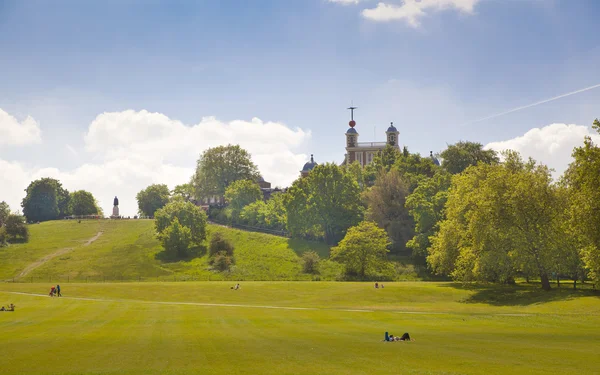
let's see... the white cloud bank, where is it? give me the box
[0,109,311,216]
[0,108,42,145]
[485,123,600,177]
[328,0,363,4]
[362,0,480,27]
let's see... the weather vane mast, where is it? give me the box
[347,105,357,121]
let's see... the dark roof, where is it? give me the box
[257,175,265,183]
[302,154,318,172]
[387,124,398,132]
[346,128,358,134]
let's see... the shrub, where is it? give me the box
[159,218,192,259]
[301,251,320,274]
[5,214,29,242]
[212,251,234,271]
[209,232,234,257]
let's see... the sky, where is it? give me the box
[1,0,600,216]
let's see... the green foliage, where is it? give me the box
[301,250,320,274]
[364,145,401,186]
[392,151,440,192]
[285,163,363,244]
[406,170,451,258]
[211,251,234,271]
[344,161,367,190]
[154,200,208,244]
[209,232,235,257]
[0,226,7,247]
[68,190,99,216]
[4,214,29,242]
[21,178,70,222]
[440,141,499,175]
[331,221,391,279]
[193,144,260,198]
[171,182,195,201]
[0,201,10,227]
[564,121,600,287]
[224,179,262,222]
[429,152,566,290]
[239,193,286,231]
[158,218,192,259]
[363,169,413,252]
[136,184,171,217]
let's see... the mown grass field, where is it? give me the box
[1,282,599,375]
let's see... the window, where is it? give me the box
[356,152,363,165]
[366,152,374,165]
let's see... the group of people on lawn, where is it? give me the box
[0,304,15,311]
[49,285,61,297]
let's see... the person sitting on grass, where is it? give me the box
[8,304,14,311]
[0,306,4,311]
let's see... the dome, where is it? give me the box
[387,122,398,132]
[346,128,358,134]
[302,154,318,172]
[257,175,265,183]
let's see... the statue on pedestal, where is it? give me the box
[111,196,120,218]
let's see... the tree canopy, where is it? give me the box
[331,221,391,279]
[154,200,208,245]
[68,190,99,216]
[0,201,10,227]
[21,178,70,222]
[440,141,499,175]
[136,184,171,217]
[193,144,260,198]
[224,180,262,221]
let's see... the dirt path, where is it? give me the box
[15,231,103,279]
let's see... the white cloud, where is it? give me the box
[485,123,600,177]
[0,108,42,145]
[362,0,480,27]
[328,0,363,4]
[0,110,311,217]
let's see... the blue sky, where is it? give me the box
[1,0,600,215]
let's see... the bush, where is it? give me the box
[159,218,192,259]
[209,232,234,257]
[212,251,234,271]
[5,214,29,242]
[301,251,320,274]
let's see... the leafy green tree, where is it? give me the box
[564,119,600,287]
[172,183,195,201]
[68,190,99,216]
[429,152,563,290]
[285,163,363,244]
[21,178,70,222]
[209,232,234,257]
[193,144,260,198]
[301,251,320,274]
[364,145,402,186]
[0,201,10,227]
[331,221,391,279]
[363,169,413,252]
[136,184,171,217]
[224,180,262,222]
[440,141,499,175]
[4,214,29,242]
[393,151,440,192]
[344,161,367,191]
[154,200,207,244]
[159,218,192,258]
[406,170,452,258]
[240,200,266,226]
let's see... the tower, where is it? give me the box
[345,106,359,164]
[386,122,400,147]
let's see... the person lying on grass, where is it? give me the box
[385,333,413,342]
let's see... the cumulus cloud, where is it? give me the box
[328,0,363,4]
[0,110,311,216]
[362,0,480,27]
[0,108,42,145]
[485,123,600,177]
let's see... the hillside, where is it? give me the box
[0,220,339,282]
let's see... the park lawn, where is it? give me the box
[1,282,599,375]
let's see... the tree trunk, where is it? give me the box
[557,275,560,288]
[540,273,551,291]
[573,279,577,290]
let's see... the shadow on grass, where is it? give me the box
[287,238,330,258]
[154,245,207,263]
[441,282,600,306]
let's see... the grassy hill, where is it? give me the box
[1,282,599,374]
[0,219,341,282]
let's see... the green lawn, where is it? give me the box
[1,282,599,374]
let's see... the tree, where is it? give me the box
[172,183,195,201]
[285,163,363,244]
[192,144,260,198]
[209,232,234,257]
[405,170,452,258]
[159,218,192,258]
[137,184,171,217]
[301,251,320,274]
[68,190,99,216]
[363,169,413,252]
[331,221,391,279]
[364,145,402,186]
[0,201,10,227]
[224,180,262,222]
[564,119,600,287]
[440,141,499,175]
[154,200,208,244]
[4,214,29,242]
[428,152,563,290]
[22,178,70,222]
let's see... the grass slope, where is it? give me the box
[1,282,599,375]
[0,220,332,282]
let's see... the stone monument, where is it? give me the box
[111,196,120,218]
